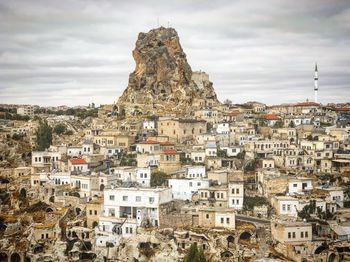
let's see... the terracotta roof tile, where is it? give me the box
[70,159,87,165]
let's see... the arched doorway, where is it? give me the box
[92,221,98,228]
[10,252,21,262]
[0,253,8,262]
[49,196,55,203]
[76,208,81,216]
[227,235,235,248]
[315,245,327,255]
[46,207,54,213]
[328,253,338,262]
[221,251,233,258]
[100,184,105,191]
[240,231,252,240]
[19,188,27,200]
[297,157,303,166]
[239,231,252,245]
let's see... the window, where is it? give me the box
[305,231,308,238]
[206,214,209,219]
[236,188,239,194]
[123,196,128,201]
[292,232,296,238]
[189,182,192,187]
[293,184,297,187]
[109,195,115,201]
[136,196,141,202]
[149,197,155,204]
[130,227,133,234]
[301,232,304,238]
[226,218,230,224]
[221,218,224,224]
[94,210,97,215]
[282,204,286,211]
[288,232,291,239]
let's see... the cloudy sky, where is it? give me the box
[1,0,350,106]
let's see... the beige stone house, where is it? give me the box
[157,117,207,143]
[198,207,235,230]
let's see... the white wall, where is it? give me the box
[169,179,210,200]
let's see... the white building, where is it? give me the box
[228,180,244,210]
[136,167,151,187]
[190,150,206,163]
[185,166,206,179]
[216,123,230,134]
[273,196,299,217]
[69,159,89,173]
[220,146,241,157]
[71,174,99,198]
[67,146,82,157]
[52,172,71,185]
[102,146,123,158]
[323,187,344,208]
[82,140,94,155]
[195,133,216,145]
[142,120,156,130]
[32,151,61,168]
[205,143,217,157]
[96,187,172,246]
[168,178,210,200]
[288,178,313,195]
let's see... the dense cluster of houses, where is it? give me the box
[0,101,350,261]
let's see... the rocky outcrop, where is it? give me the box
[116,27,219,117]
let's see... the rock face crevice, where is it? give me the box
[116,27,219,117]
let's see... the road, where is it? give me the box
[236,214,271,225]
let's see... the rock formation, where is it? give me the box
[116,27,219,117]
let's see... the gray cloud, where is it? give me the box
[0,0,349,106]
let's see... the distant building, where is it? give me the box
[17,106,34,116]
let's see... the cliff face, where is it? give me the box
[116,27,219,117]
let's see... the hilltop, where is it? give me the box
[116,27,219,117]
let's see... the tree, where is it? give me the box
[184,243,206,262]
[35,120,52,151]
[244,159,257,172]
[217,149,227,158]
[273,121,283,128]
[297,200,316,220]
[150,171,168,187]
[53,123,66,135]
[236,150,246,160]
[243,196,268,211]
